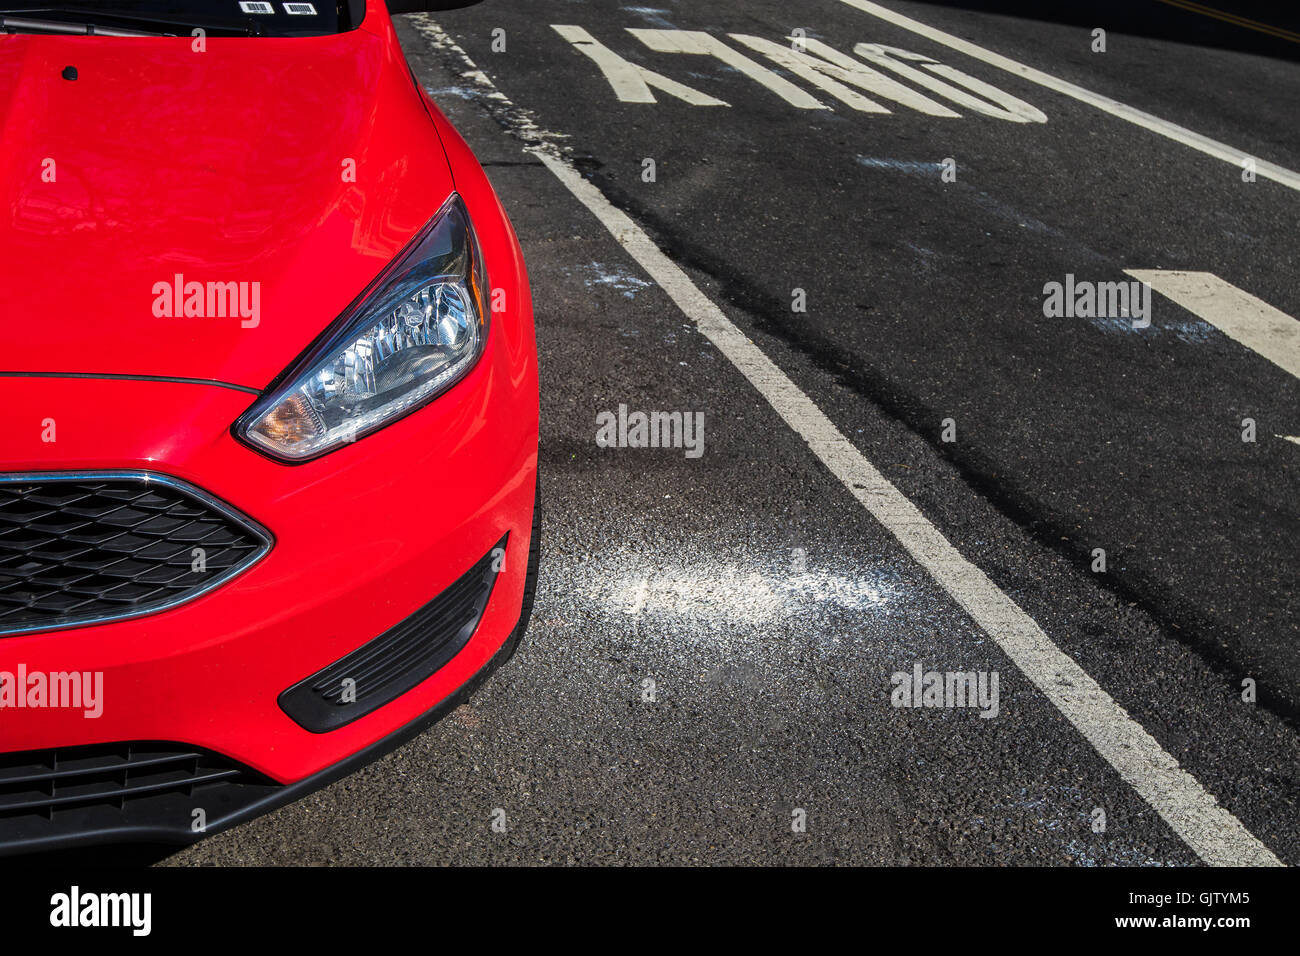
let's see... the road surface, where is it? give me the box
[168,0,1300,866]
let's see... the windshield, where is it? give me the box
[0,0,362,35]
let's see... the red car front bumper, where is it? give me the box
[0,189,538,853]
[0,344,537,849]
[0,0,539,856]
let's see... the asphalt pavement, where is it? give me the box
[167,0,1300,866]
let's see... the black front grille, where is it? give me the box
[0,741,280,854]
[0,473,271,636]
[279,534,507,733]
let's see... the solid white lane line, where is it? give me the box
[1127,270,1300,381]
[416,16,1283,868]
[837,0,1300,192]
[539,147,1279,867]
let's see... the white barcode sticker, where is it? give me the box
[283,2,317,13]
[238,1,274,12]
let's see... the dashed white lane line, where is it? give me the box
[414,16,1283,868]
[1127,270,1300,381]
[837,0,1300,192]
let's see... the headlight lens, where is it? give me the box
[238,194,489,461]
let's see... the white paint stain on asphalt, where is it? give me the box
[424,85,479,100]
[581,262,653,298]
[1085,313,1214,343]
[414,16,1283,868]
[856,156,947,174]
[621,6,677,30]
[611,564,893,627]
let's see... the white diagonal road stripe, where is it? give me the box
[1127,270,1300,381]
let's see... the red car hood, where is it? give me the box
[0,29,454,390]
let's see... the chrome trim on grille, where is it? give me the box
[0,471,273,637]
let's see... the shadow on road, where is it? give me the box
[914,0,1300,63]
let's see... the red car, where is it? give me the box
[0,0,538,854]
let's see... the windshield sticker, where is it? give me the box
[238,2,275,12]
[283,2,318,13]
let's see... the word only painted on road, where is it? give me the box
[552,26,1046,122]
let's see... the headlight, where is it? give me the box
[236,194,489,462]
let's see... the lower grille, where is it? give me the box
[279,534,507,733]
[0,740,280,853]
[0,472,271,636]
[0,742,248,819]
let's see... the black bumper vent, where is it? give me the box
[0,740,281,854]
[0,742,249,819]
[0,472,271,636]
[279,534,507,733]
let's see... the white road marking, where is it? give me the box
[851,42,1046,123]
[415,16,1283,868]
[1277,435,1300,446]
[556,24,1044,123]
[552,25,729,106]
[727,33,958,116]
[1127,270,1300,380]
[726,34,893,114]
[837,0,1300,191]
[627,28,828,109]
[545,144,1282,867]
